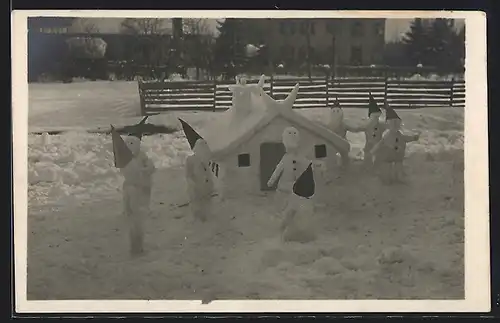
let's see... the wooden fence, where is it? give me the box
[138,76,465,115]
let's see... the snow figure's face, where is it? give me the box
[369,111,382,121]
[282,127,300,151]
[387,118,402,131]
[124,136,141,156]
[330,106,343,125]
[193,139,211,163]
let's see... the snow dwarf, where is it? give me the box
[369,107,420,183]
[179,118,216,222]
[349,93,386,167]
[280,163,317,243]
[327,96,361,168]
[267,127,310,196]
[111,116,156,256]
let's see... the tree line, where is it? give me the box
[383,18,465,70]
[28,17,465,82]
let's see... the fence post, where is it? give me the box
[325,73,329,107]
[449,78,455,107]
[137,80,146,116]
[270,74,274,97]
[213,79,217,112]
[383,76,389,107]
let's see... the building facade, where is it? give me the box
[256,18,386,67]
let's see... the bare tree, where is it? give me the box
[120,18,170,35]
[120,18,172,79]
[183,18,212,35]
[305,20,313,81]
[183,19,213,79]
[71,18,100,33]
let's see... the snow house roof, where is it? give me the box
[200,76,351,161]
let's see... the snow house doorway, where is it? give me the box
[260,142,286,191]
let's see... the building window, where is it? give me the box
[300,22,308,34]
[280,46,288,58]
[238,153,251,167]
[315,144,327,158]
[351,22,363,38]
[290,22,296,35]
[289,46,296,60]
[280,22,286,35]
[326,21,335,34]
[350,45,363,66]
[375,22,384,36]
[310,22,316,35]
[298,46,307,60]
[308,47,316,61]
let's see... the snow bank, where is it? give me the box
[28,131,192,207]
[28,107,464,208]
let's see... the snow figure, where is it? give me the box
[111,116,156,256]
[369,107,420,184]
[280,163,317,243]
[327,97,358,168]
[179,118,216,222]
[227,74,265,122]
[267,127,310,196]
[349,93,386,167]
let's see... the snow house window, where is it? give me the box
[238,153,251,167]
[315,144,327,159]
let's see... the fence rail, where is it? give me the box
[138,76,465,115]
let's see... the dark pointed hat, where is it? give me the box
[368,92,382,117]
[292,163,315,199]
[179,118,203,150]
[121,115,160,140]
[110,124,134,168]
[385,107,401,120]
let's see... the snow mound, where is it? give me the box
[28,131,192,207]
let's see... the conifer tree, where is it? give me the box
[427,18,458,71]
[212,18,248,79]
[402,18,431,66]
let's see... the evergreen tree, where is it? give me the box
[402,18,431,66]
[212,18,248,79]
[453,25,465,68]
[427,18,458,72]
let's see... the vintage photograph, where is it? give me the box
[15,11,488,312]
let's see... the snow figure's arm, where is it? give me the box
[402,132,420,143]
[344,122,366,133]
[267,157,285,187]
[369,137,384,156]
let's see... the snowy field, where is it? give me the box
[27,81,465,300]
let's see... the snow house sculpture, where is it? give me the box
[199,74,351,197]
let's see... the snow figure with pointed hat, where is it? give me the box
[111,116,156,256]
[280,163,317,243]
[369,106,420,184]
[179,118,216,222]
[327,96,362,168]
[348,93,387,167]
[266,127,316,242]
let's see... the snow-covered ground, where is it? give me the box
[27,81,465,300]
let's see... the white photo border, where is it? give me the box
[12,10,490,313]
